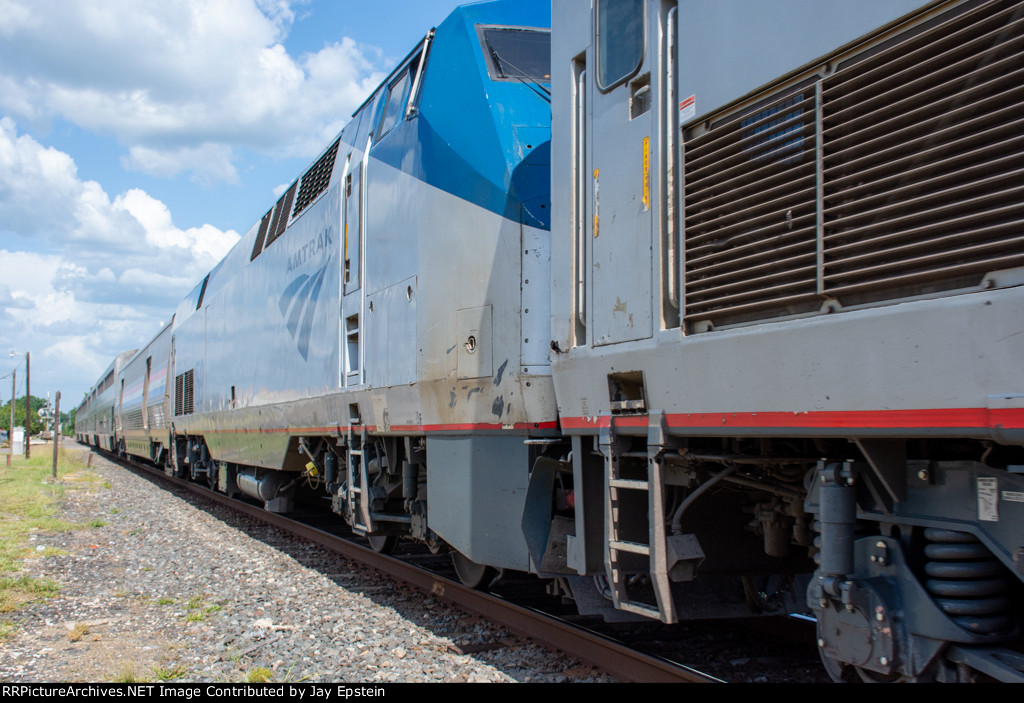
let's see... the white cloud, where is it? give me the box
[0,0,37,37]
[0,119,83,235]
[0,0,386,183]
[114,188,239,262]
[0,118,238,271]
[123,143,240,185]
[0,120,239,401]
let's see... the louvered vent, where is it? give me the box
[264,182,298,250]
[123,407,144,431]
[682,0,1024,329]
[683,85,819,324]
[149,403,165,429]
[250,210,273,262]
[174,369,194,416]
[294,139,340,217]
[820,0,1024,304]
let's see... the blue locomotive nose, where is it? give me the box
[508,132,550,229]
[378,1,552,230]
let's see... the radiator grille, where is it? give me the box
[149,403,165,429]
[682,0,1024,328]
[294,138,340,218]
[249,210,273,262]
[174,369,194,416]
[683,84,820,323]
[264,182,298,251]
[122,407,144,431]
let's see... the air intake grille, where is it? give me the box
[149,403,165,429]
[264,182,298,251]
[250,210,273,262]
[174,369,194,416]
[122,407,144,431]
[683,85,819,324]
[682,0,1024,328]
[294,138,340,218]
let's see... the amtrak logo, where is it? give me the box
[287,227,333,273]
[278,226,334,360]
[279,264,328,360]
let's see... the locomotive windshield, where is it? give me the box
[479,26,551,83]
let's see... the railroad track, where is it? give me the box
[108,452,722,683]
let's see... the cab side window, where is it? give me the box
[376,64,415,140]
[596,0,644,90]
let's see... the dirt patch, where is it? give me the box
[8,601,185,682]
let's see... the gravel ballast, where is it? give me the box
[0,447,612,683]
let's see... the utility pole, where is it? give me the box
[24,351,29,459]
[7,370,13,467]
[10,351,30,459]
[51,391,60,481]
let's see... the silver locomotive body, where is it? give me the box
[162,0,555,573]
[549,0,1024,681]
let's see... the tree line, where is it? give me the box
[0,395,75,436]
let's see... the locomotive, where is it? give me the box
[77,0,1024,682]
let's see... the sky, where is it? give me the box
[0,0,465,409]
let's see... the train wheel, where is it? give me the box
[367,534,398,555]
[820,648,914,683]
[819,650,855,683]
[451,550,496,589]
[856,667,904,683]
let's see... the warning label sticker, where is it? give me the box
[679,94,696,122]
[978,476,999,521]
[642,137,650,212]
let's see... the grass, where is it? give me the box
[0,574,60,612]
[0,449,100,613]
[68,621,89,642]
[109,662,148,683]
[246,667,273,683]
[0,459,73,573]
[182,595,223,623]
[153,663,188,681]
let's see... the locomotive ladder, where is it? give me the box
[345,423,373,534]
[601,413,677,623]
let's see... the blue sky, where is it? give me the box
[0,0,464,406]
